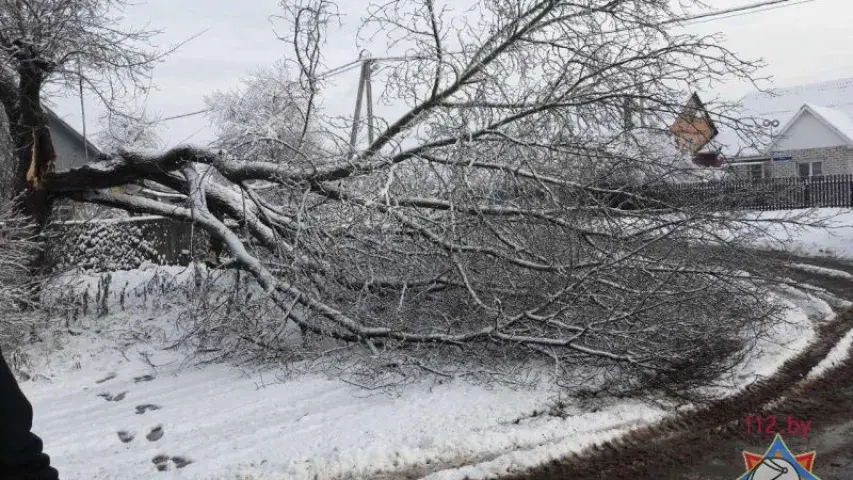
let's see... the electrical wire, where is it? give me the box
[314,0,821,80]
[669,0,806,25]
[160,108,212,122]
[678,0,818,27]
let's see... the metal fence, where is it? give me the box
[642,174,853,211]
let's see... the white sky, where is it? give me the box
[47,0,853,150]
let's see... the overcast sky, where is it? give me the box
[48,0,853,150]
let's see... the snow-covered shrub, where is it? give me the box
[0,200,43,351]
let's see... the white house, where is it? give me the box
[702,77,853,179]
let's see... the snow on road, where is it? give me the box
[807,327,853,380]
[21,329,664,480]
[697,288,823,399]
[11,265,838,480]
[789,262,853,281]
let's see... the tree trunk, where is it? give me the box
[6,50,59,280]
[12,64,56,231]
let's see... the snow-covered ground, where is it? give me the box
[807,327,853,380]
[789,263,853,280]
[698,286,829,399]
[744,208,853,259]
[11,262,839,480]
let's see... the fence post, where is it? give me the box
[845,173,853,207]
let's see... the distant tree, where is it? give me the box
[96,109,164,154]
[206,60,319,165]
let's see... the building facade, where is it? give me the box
[701,77,853,180]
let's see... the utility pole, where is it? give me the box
[349,52,376,157]
[366,59,375,145]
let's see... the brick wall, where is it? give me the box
[670,117,715,153]
[727,145,853,179]
[770,146,853,177]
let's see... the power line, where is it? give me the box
[160,108,211,122]
[315,0,818,81]
[608,0,817,34]
[669,0,807,26]
[678,0,818,27]
[317,59,363,80]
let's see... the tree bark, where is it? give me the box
[12,53,56,230]
[0,44,60,279]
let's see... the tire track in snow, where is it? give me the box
[502,258,853,480]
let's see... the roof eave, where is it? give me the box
[44,107,103,157]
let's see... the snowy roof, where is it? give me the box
[45,107,103,156]
[801,104,853,144]
[704,77,853,158]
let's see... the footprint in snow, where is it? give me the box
[146,425,164,442]
[152,455,169,472]
[152,454,193,471]
[171,456,193,468]
[135,404,162,415]
[134,374,155,383]
[95,373,117,384]
[117,431,135,443]
[97,391,127,402]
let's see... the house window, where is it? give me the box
[798,161,823,178]
[749,163,764,179]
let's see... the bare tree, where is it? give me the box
[205,60,321,167]
[13,0,819,392]
[96,108,164,154]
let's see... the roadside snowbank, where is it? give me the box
[807,328,853,380]
[789,263,853,281]
[744,208,853,259]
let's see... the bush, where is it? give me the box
[0,201,43,350]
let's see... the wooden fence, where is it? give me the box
[634,174,853,211]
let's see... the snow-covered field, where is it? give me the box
[744,208,853,259]
[12,259,842,480]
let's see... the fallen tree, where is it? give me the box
[2,0,819,393]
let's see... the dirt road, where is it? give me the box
[673,254,853,480]
[505,253,853,480]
